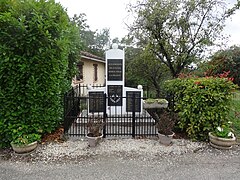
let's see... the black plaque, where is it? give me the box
[126,91,141,112]
[89,92,105,113]
[107,59,123,81]
[108,85,122,106]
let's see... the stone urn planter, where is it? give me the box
[209,132,236,150]
[86,133,103,147]
[86,117,104,147]
[143,98,177,145]
[143,98,168,109]
[11,141,38,154]
[158,132,175,146]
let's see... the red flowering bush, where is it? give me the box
[204,46,240,86]
[218,71,234,82]
[165,77,237,141]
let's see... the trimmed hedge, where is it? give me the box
[165,77,237,141]
[0,0,81,147]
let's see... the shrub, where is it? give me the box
[165,77,237,141]
[0,0,81,147]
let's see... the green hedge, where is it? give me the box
[165,77,237,141]
[0,0,81,147]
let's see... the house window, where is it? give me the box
[76,62,83,81]
[93,64,98,82]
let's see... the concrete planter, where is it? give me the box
[10,141,38,154]
[158,132,175,146]
[143,102,168,109]
[86,133,103,147]
[209,132,236,150]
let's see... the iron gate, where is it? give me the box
[63,86,158,137]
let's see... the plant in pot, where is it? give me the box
[155,110,177,145]
[143,98,169,109]
[143,98,176,145]
[86,117,105,147]
[209,123,236,150]
[11,133,41,154]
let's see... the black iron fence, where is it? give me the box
[71,84,154,98]
[63,87,158,137]
[71,84,104,97]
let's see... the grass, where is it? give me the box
[229,90,240,140]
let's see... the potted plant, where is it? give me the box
[143,98,169,109]
[143,98,176,145]
[209,123,236,150]
[86,117,104,147]
[155,110,177,145]
[10,133,41,154]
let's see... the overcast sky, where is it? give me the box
[55,0,240,48]
[55,0,133,39]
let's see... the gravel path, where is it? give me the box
[1,138,240,180]
[1,138,240,163]
[1,138,208,163]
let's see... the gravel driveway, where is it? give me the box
[1,138,240,180]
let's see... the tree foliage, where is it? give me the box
[0,0,81,147]
[129,0,238,78]
[127,45,170,97]
[72,13,111,57]
[204,46,240,86]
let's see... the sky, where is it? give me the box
[55,0,133,40]
[55,0,240,48]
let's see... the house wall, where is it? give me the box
[83,59,105,85]
[72,58,105,87]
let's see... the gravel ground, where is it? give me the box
[1,138,240,180]
[1,137,239,163]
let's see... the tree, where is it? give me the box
[204,46,240,86]
[122,36,145,87]
[72,13,111,57]
[129,0,239,78]
[91,28,111,56]
[121,35,168,97]
[127,46,170,97]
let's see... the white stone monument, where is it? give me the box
[87,44,143,115]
